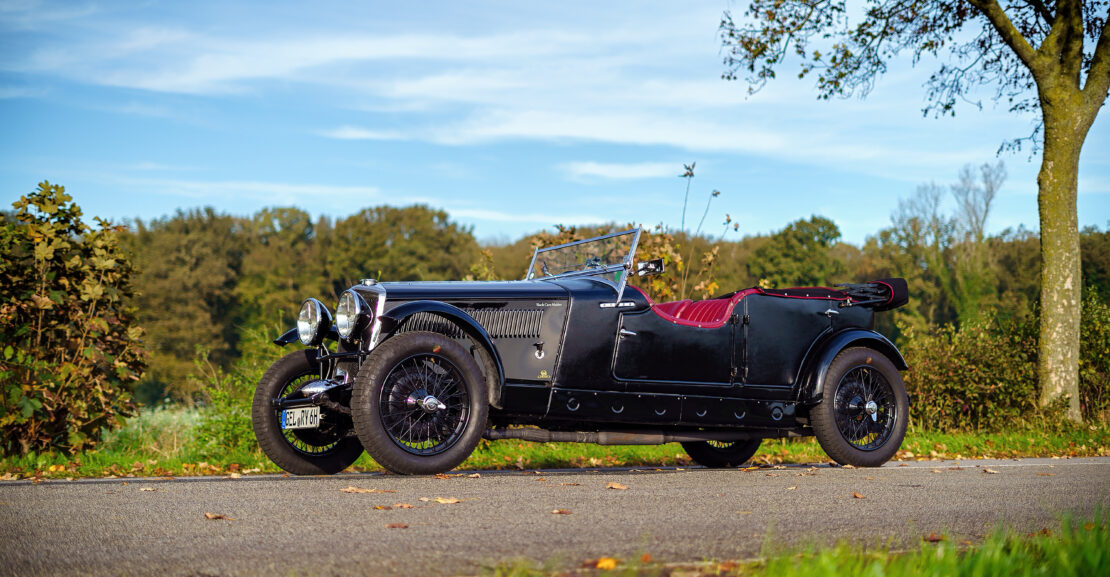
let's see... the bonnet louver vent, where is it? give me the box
[400,309,543,340]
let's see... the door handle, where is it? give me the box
[821,308,840,318]
[619,328,637,337]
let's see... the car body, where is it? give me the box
[252,228,910,475]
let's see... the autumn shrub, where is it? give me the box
[0,183,146,455]
[901,288,1110,432]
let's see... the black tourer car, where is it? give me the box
[253,228,910,475]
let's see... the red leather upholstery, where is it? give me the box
[627,286,760,329]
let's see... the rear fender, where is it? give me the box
[796,329,907,405]
[378,300,506,408]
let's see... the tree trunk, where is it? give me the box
[1036,90,1087,422]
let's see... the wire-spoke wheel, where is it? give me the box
[811,347,908,467]
[251,349,363,475]
[681,439,761,468]
[352,331,488,475]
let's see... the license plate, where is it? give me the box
[281,406,320,430]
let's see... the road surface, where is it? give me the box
[2,457,1107,576]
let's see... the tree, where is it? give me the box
[721,0,1110,421]
[749,215,844,288]
[0,183,145,455]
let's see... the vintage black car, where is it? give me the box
[252,228,910,475]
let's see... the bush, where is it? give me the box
[0,183,145,455]
[901,288,1110,431]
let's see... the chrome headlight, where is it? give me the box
[296,298,332,346]
[336,290,372,340]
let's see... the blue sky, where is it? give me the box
[1,0,1107,246]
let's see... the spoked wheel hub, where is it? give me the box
[379,353,470,456]
[832,365,897,451]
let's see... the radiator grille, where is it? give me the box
[399,308,543,340]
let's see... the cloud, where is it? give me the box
[318,126,407,141]
[562,161,679,180]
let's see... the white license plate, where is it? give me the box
[281,406,320,429]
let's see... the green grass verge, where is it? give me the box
[2,407,1108,480]
[480,513,1108,577]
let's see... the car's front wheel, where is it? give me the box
[810,347,908,467]
[251,349,364,475]
[351,331,488,475]
[681,439,761,468]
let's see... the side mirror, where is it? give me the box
[636,258,665,277]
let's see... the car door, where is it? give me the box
[611,308,734,388]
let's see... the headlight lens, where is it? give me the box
[296,298,331,346]
[336,290,363,339]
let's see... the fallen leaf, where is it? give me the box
[842,464,856,469]
[640,553,653,563]
[786,486,797,491]
[373,505,392,510]
[737,511,753,515]
[139,487,157,492]
[433,497,462,504]
[552,508,572,515]
[340,486,395,494]
[595,557,618,570]
[418,497,431,502]
[434,473,450,479]
[983,468,999,474]
[535,477,547,482]
[559,482,581,486]
[1036,472,1054,477]
[467,473,481,478]
[931,469,943,474]
[606,482,628,490]
[204,512,234,521]
[385,523,408,529]
[392,503,414,509]
[924,533,945,543]
[852,492,865,499]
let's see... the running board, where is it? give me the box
[482,428,808,445]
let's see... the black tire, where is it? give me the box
[251,349,364,475]
[810,347,908,467]
[351,331,488,475]
[681,439,762,468]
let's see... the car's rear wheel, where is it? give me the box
[681,439,761,468]
[810,347,908,467]
[251,349,364,475]
[351,331,488,475]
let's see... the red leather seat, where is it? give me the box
[628,286,760,329]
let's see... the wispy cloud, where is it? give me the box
[318,126,407,141]
[562,161,678,180]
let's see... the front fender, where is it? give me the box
[796,329,908,405]
[378,300,506,403]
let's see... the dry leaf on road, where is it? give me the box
[373,505,392,510]
[595,557,618,570]
[983,468,999,474]
[434,497,463,504]
[606,482,628,490]
[340,487,395,494]
[392,503,414,509]
[552,509,572,515]
[786,486,797,491]
[139,487,157,492]
[852,492,865,499]
[924,533,945,543]
[434,473,450,479]
[385,523,408,529]
[204,512,234,521]
[467,473,481,478]
[559,482,580,486]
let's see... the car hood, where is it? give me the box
[369,280,570,301]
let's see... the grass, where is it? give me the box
[479,513,1108,577]
[1,406,1108,480]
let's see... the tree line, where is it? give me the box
[109,163,1110,407]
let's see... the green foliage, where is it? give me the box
[901,288,1110,431]
[749,215,843,288]
[0,182,145,455]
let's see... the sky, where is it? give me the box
[1,0,1107,247]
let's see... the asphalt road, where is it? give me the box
[2,457,1108,577]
